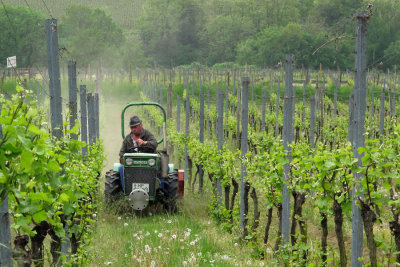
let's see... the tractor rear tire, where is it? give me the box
[104,170,123,204]
[163,171,179,213]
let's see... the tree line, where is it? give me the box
[1,0,400,71]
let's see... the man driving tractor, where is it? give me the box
[105,104,179,213]
[119,115,158,163]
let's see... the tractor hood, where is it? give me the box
[123,153,159,168]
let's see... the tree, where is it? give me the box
[236,23,353,69]
[137,0,203,66]
[59,5,125,67]
[367,0,400,69]
[202,14,254,65]
[0,5,46,68]
[384,40,400,68]
[310,0,363,32]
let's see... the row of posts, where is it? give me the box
[117,10,368,266]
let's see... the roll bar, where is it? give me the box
[121,102,167,151]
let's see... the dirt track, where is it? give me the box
[100,97,128,171]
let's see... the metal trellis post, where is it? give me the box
[240,77,249,229]
[351,11,369,267]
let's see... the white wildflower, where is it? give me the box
[197,252,202,257]
[259,262,265,266]
[172,234,177,239]
[182,261,188,266]
[117,216,121,220]
[150,260,156,267]
[158,233,163,238]
[190,241,195,246]
[145,232,150,236]
[167,220,172,224]
[124,223,128,226]
[234,243,238,247]
[92,213,97,219]
[104,261,112,265]
[247,260,252,265]
[145,245,151,253]
[154,230,158,234]
[181,246,185,250]
[221,255,230,260]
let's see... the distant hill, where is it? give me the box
[3,0,144,31]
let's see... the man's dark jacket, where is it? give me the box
[119,128,158,161]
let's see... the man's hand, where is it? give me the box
[136,138,148,146]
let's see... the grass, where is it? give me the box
[89,193,267,267]
[95,87,268,266]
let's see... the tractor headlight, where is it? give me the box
[148,159,156,166]
[125,158,133,166]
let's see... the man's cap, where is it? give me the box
[129,116,142,127]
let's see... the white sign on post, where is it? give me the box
[7,56,16,68]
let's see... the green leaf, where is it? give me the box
[29,192,52,203]
[28,125,45,135]
[48,159,60,172]
[57,154,66,164]
[14,214,32,228]
[21,226,36,237]
[383,180,392,190]
[0,172,6,183]
[20,150,34,172]
[342,201,352,214]
[62,203,75,215]
[26,179,36,189]
[59,193,69,202]
[324,161,335,169]
[16,84,24,92]
[32,210,48,223]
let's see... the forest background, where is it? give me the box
[1,0,400,71]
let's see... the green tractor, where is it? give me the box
[104,102,182,213]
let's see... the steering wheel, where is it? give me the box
[127,145,155,153]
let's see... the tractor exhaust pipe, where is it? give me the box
[163,122,167,151]
[161,121,169,178]
[161,152,169,178]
